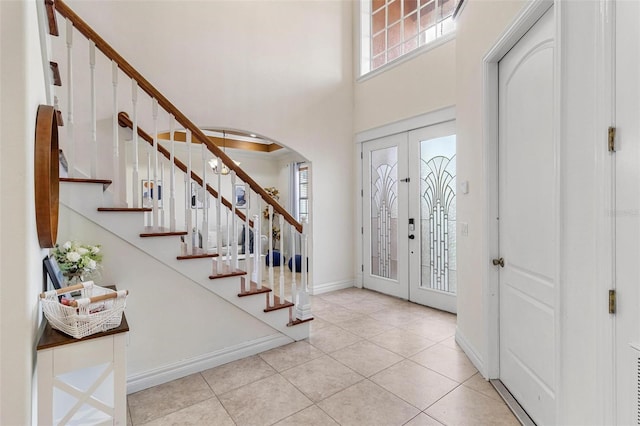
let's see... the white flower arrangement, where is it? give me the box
[51,240,103,278]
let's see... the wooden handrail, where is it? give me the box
[54,0,302,234]
[118,112,253,227]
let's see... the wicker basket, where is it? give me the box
[40,281,128,339]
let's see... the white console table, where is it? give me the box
[37,309,129,426]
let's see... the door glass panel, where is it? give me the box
[371,146,398,280]
[420,135,456,293]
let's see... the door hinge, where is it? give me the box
[361,226,363,234]
[361,264,364,272]
[609,289,616,314]
[608,126,616,152]
[361,189,363,197]
[361,151,363,159]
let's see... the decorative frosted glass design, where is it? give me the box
[371,146,398,280]
[420,136,456,293]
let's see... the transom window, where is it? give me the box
[361,0,456,75]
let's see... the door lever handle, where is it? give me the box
[492,257,505,267]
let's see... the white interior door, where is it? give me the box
[498,7,557,425]
[408,121,457,313]
[363,133,409,299]
[615,1,640,423]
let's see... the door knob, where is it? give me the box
[492,257,504,267]
[408,234,415,240]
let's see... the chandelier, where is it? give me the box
[209,131,240,175]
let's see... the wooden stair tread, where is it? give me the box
[209,264,246,279]
[287,317,314,327]
[238,278,272,297]
[98,207,150,212]
[177,248,219,260]
[62,177,112,190]
[140,227,187,237]
[264,295,294,312]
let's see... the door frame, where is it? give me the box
[482,0,615,424]
[355,106,456,292]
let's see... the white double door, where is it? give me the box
[362,121,457,313]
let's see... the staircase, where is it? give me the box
[38,0,313,373]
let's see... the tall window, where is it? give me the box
[297,164,309,223]
[361,0,456,75]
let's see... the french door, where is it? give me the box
[362,121,457,313]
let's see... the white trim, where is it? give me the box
[552,4,564,422]
[357,34,456,82]
[355,142,364,289]
[481,0,553,381]
[593,0,615,424]
[310,279,354,295]
[455,328,486,377]
[355,106,456,143]
[126,333,292,394]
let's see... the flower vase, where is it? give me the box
[64,272,84,287]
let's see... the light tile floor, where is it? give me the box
[127,287,519,426]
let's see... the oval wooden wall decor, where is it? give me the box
[34,104,59,248]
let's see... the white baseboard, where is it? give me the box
[455,327,487,378]
[127,333,292,394]
[310,279,355,295]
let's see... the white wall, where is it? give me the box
[354,39,456,133]
[0,0,48,424]
[454,0,527,375]
[57,0,355,291]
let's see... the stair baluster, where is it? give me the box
[131,81,139,207]
[215,157,223,274]
[169,114,176,231]
[253,215,262,289]
[65,18,75,177]
[296,220,312,320]
[268,204,274,306]
[111,61,122,206]
[89,41,97,178]
[186,129,193,254]
[244,184,252,289]
[201,143,209,252]
[160,160,166,228]
[279,214,285,302]
[231,171,238,270]
[152,99,160,229]
[290,223,297,307]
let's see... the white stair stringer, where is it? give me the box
[59,181,310,341]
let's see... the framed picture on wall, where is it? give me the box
[141,180,162,208]
[43,255,64,291]
[190,182,209,209]
[235,184,248,209]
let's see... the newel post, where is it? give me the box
[295,220,312,321]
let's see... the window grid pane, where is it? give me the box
[368,0,455,72]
